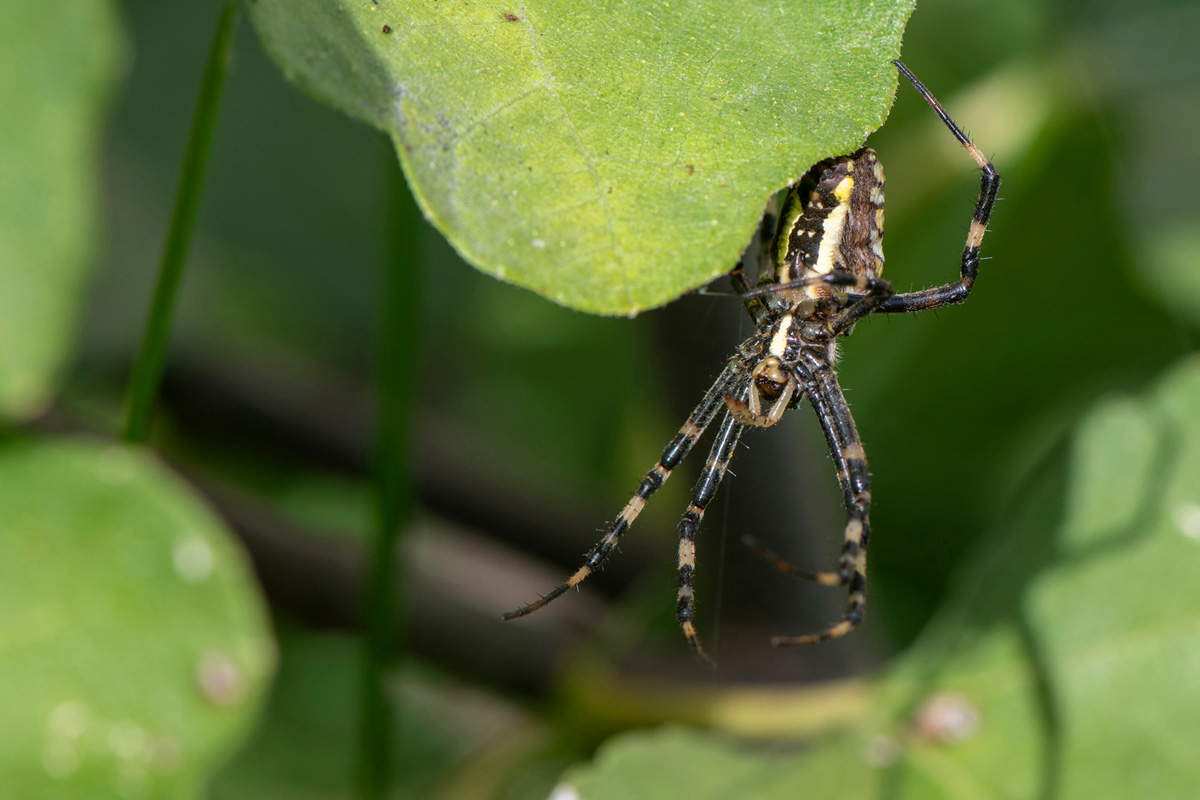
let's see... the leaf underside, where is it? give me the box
[248,0,916,315]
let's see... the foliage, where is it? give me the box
[247,0,915,314]
[563,357,1200,798]
[0,2,275,797]
[0,439,274,798]
[0,0,123,419]
[3,0,1199,798]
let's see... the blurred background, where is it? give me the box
[34,0,1200,796]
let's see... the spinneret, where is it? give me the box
[503,61,1000,661]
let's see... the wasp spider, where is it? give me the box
[503,61,1000,663]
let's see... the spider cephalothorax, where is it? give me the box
[503,61,1000,663]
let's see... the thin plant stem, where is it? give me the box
[123,0,237,443]
[358,152,422,799]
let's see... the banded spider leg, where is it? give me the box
[500,364,738,624]
[738,62,1000,646]
[879,60,1000,315]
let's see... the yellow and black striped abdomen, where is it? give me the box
[771,147,886,295]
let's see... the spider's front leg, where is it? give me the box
[675,403,745,663]
[501,365,735,621]
[879,61,1001,315]
[740,270,892,307]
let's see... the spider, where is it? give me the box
[503,60,1000,663]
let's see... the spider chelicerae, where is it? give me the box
[503,60,1000,663]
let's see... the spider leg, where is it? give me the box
[828,274,895,336]
[740,534,844,585]
[729,259,752,296]
[676,404,745,664]
[740,270,894,338]
[879,61,1001,315]
[501,364,737,621]
[771,367,871,646]
[740,270,891,301]
[731,206,777,323]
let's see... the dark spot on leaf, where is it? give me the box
[382,24,392,34]
[503,12,520,21]
[686,164,695,175]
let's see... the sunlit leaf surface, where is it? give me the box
[247,0,915,314]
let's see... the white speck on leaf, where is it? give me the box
[1173,503,1200,541]
[911,692,981,743]
[48,701,89,740]
[108,720,149,762]
[547,784,581,800]
[172,537,215,583]
[42,740,79,780]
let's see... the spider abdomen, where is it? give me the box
[770,148,886,300]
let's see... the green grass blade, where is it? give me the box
[123,0,238,443]
[357,154,423,799]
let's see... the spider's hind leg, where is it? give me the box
[767,368,871,647]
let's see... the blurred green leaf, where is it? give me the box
[0,438,275,798]
[246,0,915,315]
[566,726,792,800]
[213,628,530,800]
[559,355,1200,799]
[1143,220,1200,328]
[0,0,124,420]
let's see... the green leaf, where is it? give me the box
[0,438,275,798]
[0,0,124,420]
[1141,220,1200,327]
[861,357,1200,799]
[558,355,1200,798]
[212,628,517,800]
[247,0,915,315]
[565,726,792,800]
